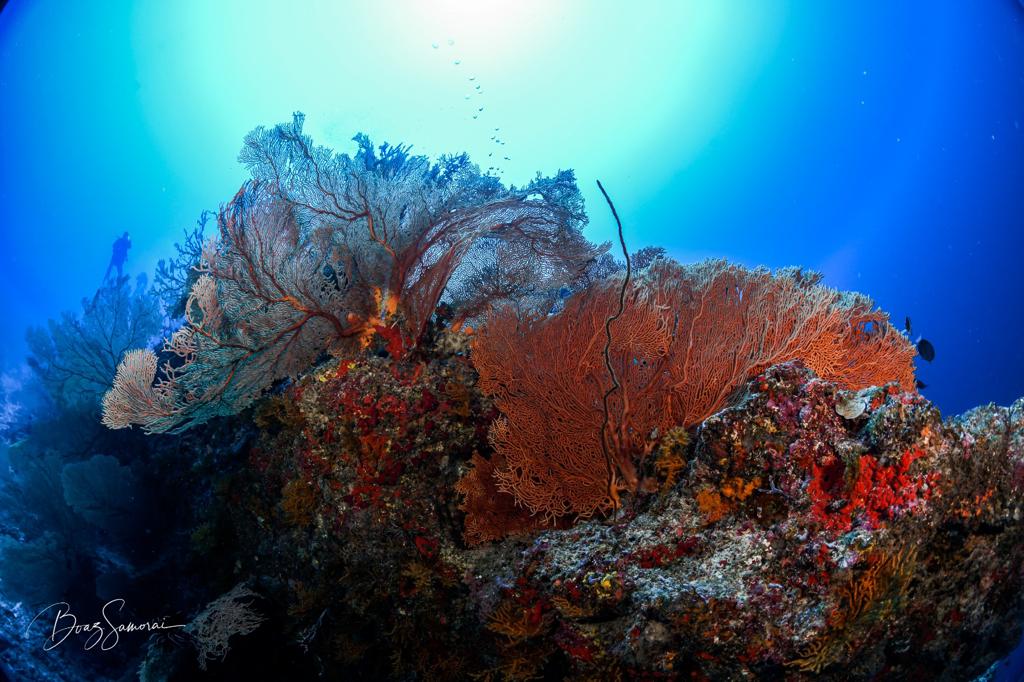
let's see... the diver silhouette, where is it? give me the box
[104,231,132,282]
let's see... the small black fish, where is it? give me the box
[915,379,927,390]
[905,316,912,335]
[916,338,935,362]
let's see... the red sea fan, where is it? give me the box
[467,258,917,528]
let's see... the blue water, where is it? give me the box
[1,1,1023,678]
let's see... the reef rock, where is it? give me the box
[148,357,1024,680]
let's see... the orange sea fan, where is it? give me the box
[467,258,916,529]
[454,452,552,545]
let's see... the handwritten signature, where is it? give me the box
[28,599,186,651]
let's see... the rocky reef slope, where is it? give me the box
[145,346,1024,681]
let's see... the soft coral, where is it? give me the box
[810,447,938,531]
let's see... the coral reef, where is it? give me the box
[11,117,1019,680]
[136,353,1024,680]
